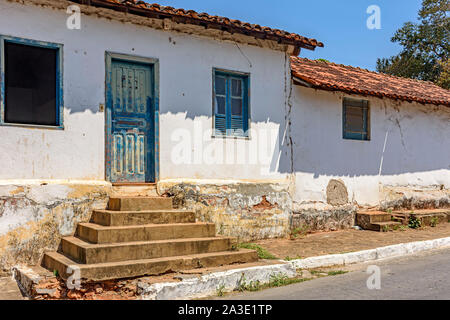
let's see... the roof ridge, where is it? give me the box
[82,0,323,49]
[291,56,440,87]
[290,56,450,107]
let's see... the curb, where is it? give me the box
[138,263,297,300]
[137,236,450,300]
[288,236,450,269]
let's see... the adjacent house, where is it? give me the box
[289,57,450,230]
[0,0,448,273]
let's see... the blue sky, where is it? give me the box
[157,0,422,70]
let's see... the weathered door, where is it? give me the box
[108,60,154,183]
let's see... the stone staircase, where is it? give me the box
[356,208,450,231]
[42,196,258,282]
[391,209,450,226]
[356,211,402,232]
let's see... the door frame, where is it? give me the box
[105,52,160,183]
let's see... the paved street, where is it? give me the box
[222,247,450,300]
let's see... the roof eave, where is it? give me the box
[69,0,323,51]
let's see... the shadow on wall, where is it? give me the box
[64,74,449,180]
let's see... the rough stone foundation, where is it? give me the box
[291,204,357,232]
[158,180,292,241]
[0,182,109,275]
[380,187,450,210]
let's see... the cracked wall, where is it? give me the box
[0,182,109,275]
[290,85,450,216]
[159,180,292,241]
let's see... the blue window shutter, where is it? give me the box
[215,114,226,135]
[213,70,249,137]
[343,97,370,141]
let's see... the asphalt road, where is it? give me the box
[222,247,450,300]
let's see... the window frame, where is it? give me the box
[342,97,370,141]
[212,68,250,139]
[0,35,64,130]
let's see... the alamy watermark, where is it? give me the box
[366,5,381,30]
[66,265,81,290]
[366,265,381,290]
[66,5,81,30]
[170,121,281,176]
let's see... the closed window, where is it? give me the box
[213,70,249,137]
[343,97,370,141]
[1,37,63,127]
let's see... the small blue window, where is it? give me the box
[343,97,370,141]
[213,69,249,137]
[0,36,63,128]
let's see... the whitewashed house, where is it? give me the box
[0,0,448,272]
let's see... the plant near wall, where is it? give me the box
[408,215,422,229]
[238,243,277,260]
[430,217,439,227]
[289,225,311,240]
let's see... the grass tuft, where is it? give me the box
[238,243,278,260]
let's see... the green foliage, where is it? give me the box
[267,273,307,287]
[430,217,439,227]
[284,255,303,261]
[310,270,348,277]
[216,284,226,297]
[327,270,348,276]
[238,243,277,260]
[408,215,422,229]
[237,273,309,293]
[376,0,449,88]
[289,225,311,239]
[316,58,330,63]
[53,269,59,277]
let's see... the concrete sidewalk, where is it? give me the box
[0,277,25,300]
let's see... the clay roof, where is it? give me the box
[68,0,323,50]
[291,57,450,107]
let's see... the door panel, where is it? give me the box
[109,60,154,183]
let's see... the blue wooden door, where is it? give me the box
[109,60,154,183]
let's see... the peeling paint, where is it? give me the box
[0,182,108,275]
[159,180,292,241]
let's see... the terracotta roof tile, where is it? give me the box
[291,57,450,107]
[68,0,323,50]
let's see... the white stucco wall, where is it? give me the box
[0,0,448,209]
[291,85,450,207]
[0,0,289,182]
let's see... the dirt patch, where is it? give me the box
[254,222,450,260]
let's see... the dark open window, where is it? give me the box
[343,97,370,141]
[3,41,59,126]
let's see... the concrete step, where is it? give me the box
[357,211,392,224]
[60,236,237,264]
[76,222,216,244]
[393,209,450,226]
[367,221,402,232]
[111,185,158,198]
[42,249,259,282]
[108,197,173,211]
[91,209,195,226]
